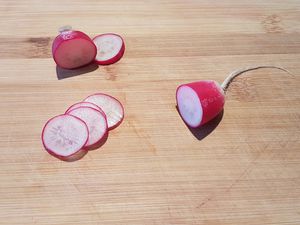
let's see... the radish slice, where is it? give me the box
[84,93,124,129]
[93,33,125,65]
[176,81,225,127]
[65,101,104,114]
[42,114,89,157]
[52,29,97,69]
[66,107,108,147]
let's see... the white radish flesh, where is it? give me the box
[176,85,203,127]
[65,101,104,114]
[93,33,125,65]
[42,114,88,157]
[67,107,108,147]
[84,93,124,129]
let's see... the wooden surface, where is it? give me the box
[0,0,300,224]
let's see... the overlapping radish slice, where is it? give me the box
[66,107,108,147]
[84,93,124,129]
[65,101,104,114]
[52,30,97,69]
[42,114,89,157]
[93,33,125,65]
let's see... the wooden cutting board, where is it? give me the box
[0,0,299,224]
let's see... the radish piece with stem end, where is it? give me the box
[176,66,292,128]
[93,33,125,65]
[42,114,89,157]
[66,106,108,147]
[84,93,124,129]
[52,26,97,69]
[65,101,104,114]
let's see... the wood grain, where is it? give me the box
[0,0,299,224]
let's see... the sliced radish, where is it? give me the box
[66,107,108,147]
[176,81,225,128]
[42,114,89,157]
[52,28,97,69]
[65,101,104,114]
[93,33,125,65]
[84,93,124,129]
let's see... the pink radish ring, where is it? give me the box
[93,33,125,65]
[84,93,124,130]
[66,106,108,147]
[42,114,89,157]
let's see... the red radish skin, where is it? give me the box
[93,33,125,65]
[52,29,97,69]
[65,101,104,114]
[176,66,291,128]
[42,114,89,157]
[66,106,108,147]
[84,93,124,130]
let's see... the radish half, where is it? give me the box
[66,106,108,147]
[177,81,225,127]
[84,93,124,129]
[176,66,291,128]
[42,114,89,157]
[65,101,104,114]
[52,27,97,69]
[93,33,125,65]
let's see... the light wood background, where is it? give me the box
[0,0,299,224]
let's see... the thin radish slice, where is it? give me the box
[67,107,108,147]
[93,33,125,65]
[42,114,89,157]
[65,101,104,114]
[84,93,124,129]
[52,28,97,69]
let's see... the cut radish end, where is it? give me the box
[52,30,97,69]
[65,101,104,114]
[176,80,225,127]
[84,93,124,129]
[66,107,108,147]
[93,33,125,65]
[42,114,89,157]
[177,86,203,127]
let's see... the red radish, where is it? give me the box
[66,106,108,147]
[65,101,104,114]
[42,114,89,157]
[84,93,124,129]
[93,33,125,65]
[52,26,97,69]
[176,66,291,128]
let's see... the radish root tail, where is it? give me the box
[221,66,293,92]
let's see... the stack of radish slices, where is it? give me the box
[52,26,125,69]
[42,93,124,160]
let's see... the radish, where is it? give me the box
[52,26,97,69]
[66,106,108,147]
[42,114,89,157]
[65,101,104,114]
[84,93,124,129]
[176,66,291,128]
[93,33,125,65]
